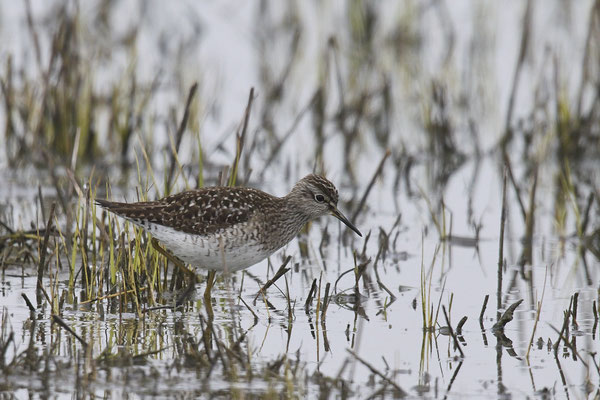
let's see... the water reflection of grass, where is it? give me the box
[1,0,600,398]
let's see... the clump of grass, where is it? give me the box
[420,237,441,332]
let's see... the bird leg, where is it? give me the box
[175,280,196,307]
[152,239,199,306]
[204,270,216,302]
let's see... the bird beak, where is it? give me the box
[330,205,362,237]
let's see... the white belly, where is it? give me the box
[145,222,272,272]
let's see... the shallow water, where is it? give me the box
[1,1,599,399]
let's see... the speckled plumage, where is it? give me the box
[96,174,361,272]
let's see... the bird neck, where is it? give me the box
[259,195,310,253]
[279,194,311,228]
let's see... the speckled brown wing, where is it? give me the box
[96,187,277,236]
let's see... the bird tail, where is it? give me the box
[95,198,117,209]
[95,198,130,214]
[95,198,163,226]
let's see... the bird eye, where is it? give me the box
[314,194,325,203]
